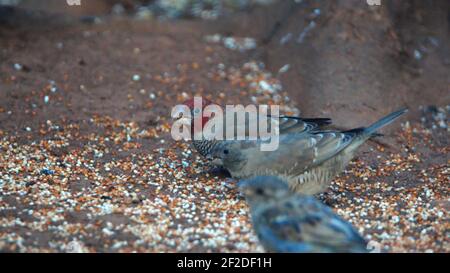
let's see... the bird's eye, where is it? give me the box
[223,149,229,155]
[256,188,264,195]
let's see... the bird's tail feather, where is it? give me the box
[364,108,408,136]
[344,108,407,137]
[273,115,332,126]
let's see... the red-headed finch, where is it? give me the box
[172,98,331,158]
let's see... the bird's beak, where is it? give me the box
[177,117,192,127]
[172,108,191,128]
[211,158,223,166]
[172,105,191,123]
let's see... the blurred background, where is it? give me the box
[1,0,448,126]
[0,0,448,253]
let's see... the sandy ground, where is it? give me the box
[0,0,449,252]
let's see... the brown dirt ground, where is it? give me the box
[0,1,448,252]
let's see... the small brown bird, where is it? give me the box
[209,109,407,194]
[239,176,368,253]
[173,98,331,158]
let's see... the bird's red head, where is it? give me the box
[182,98,213,111]
[181,98,216,134]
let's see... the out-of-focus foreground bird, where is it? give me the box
[172,98,331,158]
[209,108,407,194]
[239,176,368,253]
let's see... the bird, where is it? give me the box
[208,108,407,194]
[172,98,331,159]
[239,176,368,253]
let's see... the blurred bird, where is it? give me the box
[172,98,331,159]
[239,176,368,253]
[209,108,407,194]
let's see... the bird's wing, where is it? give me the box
[257,225,314,253]
[278,116,332,135]
[256,196,366,253]
[219,114,331,139]
[288,197,367,251]
[241,131,355,176]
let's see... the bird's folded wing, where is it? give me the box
[278,116,332,134]
[258,225,313,253]
[260,198,365,252]
[219,114,331,139]
[242,131,354,176]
